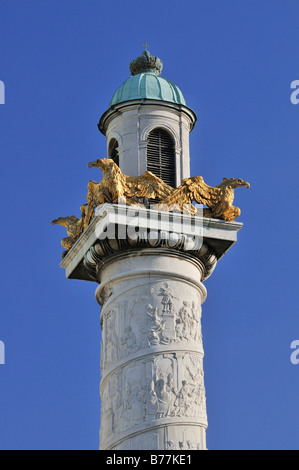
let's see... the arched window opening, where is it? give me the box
[146,128,176,188]
[108,138,119,167]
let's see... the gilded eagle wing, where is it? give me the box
[186,176,221,207]
[125,171,174,200]
[161,176,221,207]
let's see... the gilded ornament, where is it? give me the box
[52,158,249,257]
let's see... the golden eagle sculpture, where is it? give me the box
[159,176,250,221]
[52,157,250,257]
[51,204,87,257]
[84,158,174,229]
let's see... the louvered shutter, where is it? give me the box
[109,139,119,167]
[147,128,176,188]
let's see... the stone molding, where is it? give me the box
[60,204,243,282]
[85,240,217,283]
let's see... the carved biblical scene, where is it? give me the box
[111,426,204,451]
[100,281,203,373]
[100,351,207,448]
[165,426,205,450]
[111,431,160,451]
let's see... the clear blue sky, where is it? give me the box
[0,0,298,450]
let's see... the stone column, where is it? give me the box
[94,247,215,451]
[59,204,243,451]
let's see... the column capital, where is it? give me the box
[85,240,217,286]
[60,204,243,284]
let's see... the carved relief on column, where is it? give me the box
[97,279,204,375]
[96,249,212,450]
[99,351,207,450]
[111,425,206,451]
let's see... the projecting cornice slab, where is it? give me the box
[60,204,243,282]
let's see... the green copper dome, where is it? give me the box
[109,73,186,107]
[109,49,186,108]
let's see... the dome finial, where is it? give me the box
[129,46,163,77]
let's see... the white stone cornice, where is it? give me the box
[60,204,242,283]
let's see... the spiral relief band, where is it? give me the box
[96,248,211,450]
